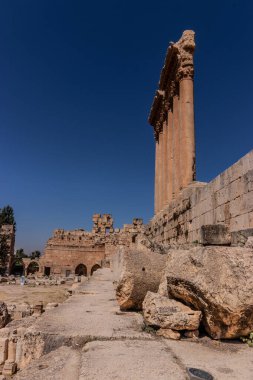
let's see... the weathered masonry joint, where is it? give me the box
[149,30,196,214]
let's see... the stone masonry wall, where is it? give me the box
[40,217,144,277]
[145,150,253,245]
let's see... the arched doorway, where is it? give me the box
[26,261,40,275]
[75,264,87,276]
[11,259,24,276]
[91,264,101,276]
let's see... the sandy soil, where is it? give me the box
[0,283,69,306]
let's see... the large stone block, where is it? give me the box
[113,247,167,311]
[163,246,253,339]
[200,224,231,245]
[143,291,201,331]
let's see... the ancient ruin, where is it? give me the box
[0,225,15,275]
[0,30,253,379]
[39,214,144,277]
[149,30,196,213]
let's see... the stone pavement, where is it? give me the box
[16,269,253,380]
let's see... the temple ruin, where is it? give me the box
[149,30,196,214]
[147,30,253,245]
[38,214,144,277]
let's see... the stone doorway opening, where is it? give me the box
[11,259,24,276]
[27,261,40,275]
[44,267,51,276]
[75,264,87,276]
[91,264,101,276]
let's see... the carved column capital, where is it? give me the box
[174,30,195,81]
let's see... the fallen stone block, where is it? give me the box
[143,291,201,331]
[113,247,167,310]
[164,246,253,339]
[156,328,181,340]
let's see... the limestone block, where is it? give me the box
[0,338,8,364]
[230,213,250,232]
[156,328,181,340]
[2,361,17,376]
[163,246,253,339]
[200,224,231,246]
[113,247,167,311]
[230,196,243,218]
[243,169,253,192]
[231,229,253,246]
[143,291,201,331]
[214,204,225,223]
[215,186,230,208]
[242,191,253,213]
[245,237,253,248]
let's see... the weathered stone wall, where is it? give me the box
[145,150,253,245]
[39,216,144,277]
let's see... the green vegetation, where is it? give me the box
[241,333,253,347]
[0,235,9,267]
[16,248,28,258]
[30,250,41,259]
[0,205,16,232]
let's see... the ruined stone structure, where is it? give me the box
[147,30,253,245]
[39,214,144,277]
[149,30,196,214]
[0,225,15,274]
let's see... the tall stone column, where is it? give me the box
[154,139,159,214]
[167,109,173,203]
[162,121,168,208]
[172,93,180,198]
[149,30,195,214]
[158,130,164,211]
[179,77,195,188]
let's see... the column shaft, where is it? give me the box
[158,131,164,211]
[179,78,195,188]
[154,140,159,214]
[167,109,173,203]
[172,94,180,198]
[162,122,168,208]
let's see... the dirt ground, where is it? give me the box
[0,283,70,307]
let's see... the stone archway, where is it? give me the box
[75,264,87,276]
[10,259,25,276]
[26,261,40,275]
[91,264,101,276]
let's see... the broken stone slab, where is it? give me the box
[245,236,253,248]
[200,224,231,245]
[0,303,8,329]
[163,246,253,339]
[143,291,201,331]
[156,328,181,340]
[112,247,167,310]
[231,228,253,246]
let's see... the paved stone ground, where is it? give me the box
[16,269,253,380]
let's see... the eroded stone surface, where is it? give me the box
[143,291,201,331]
[164,246,253,338]
[113,247,167,310]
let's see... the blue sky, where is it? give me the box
[0,0,252,252]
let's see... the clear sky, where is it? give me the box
[0,0,252,253]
